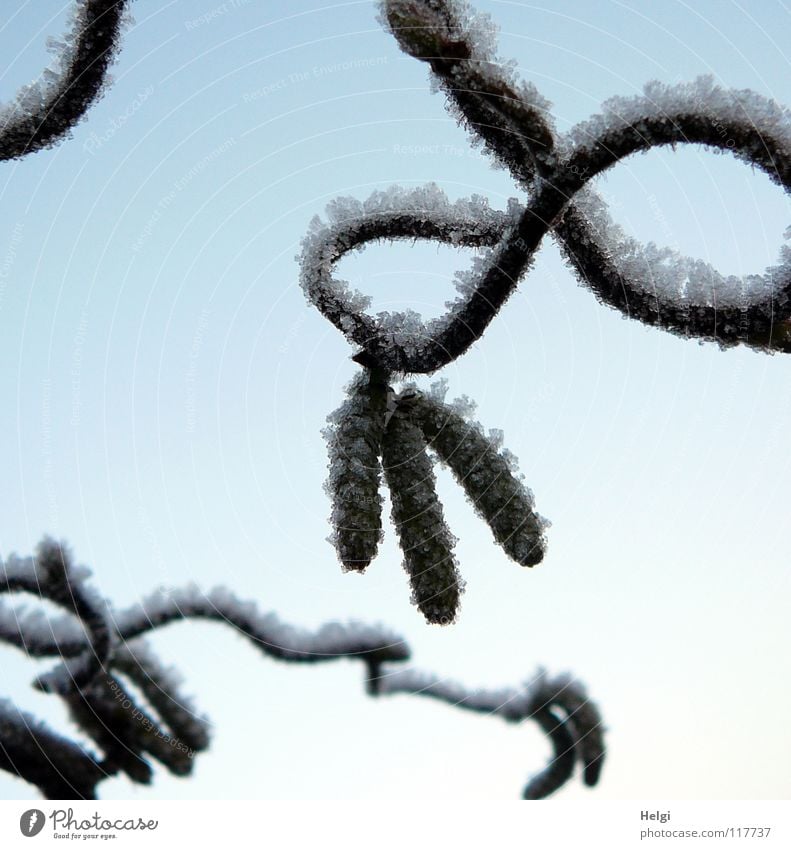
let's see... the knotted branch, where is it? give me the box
[302,0,791,373]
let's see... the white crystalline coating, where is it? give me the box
[562,75,791,156]
[300,211,374,314]
[487,428,504,450]
[526,669,606,785]
[36,654,96,694]
[299,183,519,360]
[379,0,555,183]
[116,637,187,692]
[2,547,93,593]
[1,543,112,694]
[375,308,427,354]
[114,582,407,661]
[378,667,526,712]
[376,665,604,770]
[1,571,404,666]
[557,76,790,310]
[378,0,553,114]
[0,553,36,583]
[570,185,790,308]
[377,0,498,60]
[0,604,50,643]
[0,1,126,132]
[452,252,489,298]
[378,666,589,716]
[428,377,449,402]
[448,392,477,418]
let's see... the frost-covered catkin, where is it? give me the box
[409,390,547,566]
[381,405,463,624]
[323,371,388,571]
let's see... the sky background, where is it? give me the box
[0,0,789,800]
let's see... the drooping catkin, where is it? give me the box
[323,372,388,571]
[381,404,463,624]
[408,389,548,567]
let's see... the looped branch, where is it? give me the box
[300,0,791,373]
[299,185,519,373]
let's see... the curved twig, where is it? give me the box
[0,0,129,161]
[299,184,521,373]
[369,666,606,799]
[0,699,106,800]
[378,0,556,186]
[0,538,112,694]
[112,585,411,670]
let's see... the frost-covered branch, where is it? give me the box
[60,644,210,787]
[0,538,111,694]
[378,0,556,185]
[301,0,791,372]
[0,539,408,798]
[0,539,602,799]
[370,666,605,799]
[299,184,519,373]
[0,0,129,161]
[112,585,411,668]
[0,700,106,800]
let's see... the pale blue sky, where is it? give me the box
[0,0,789,800]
